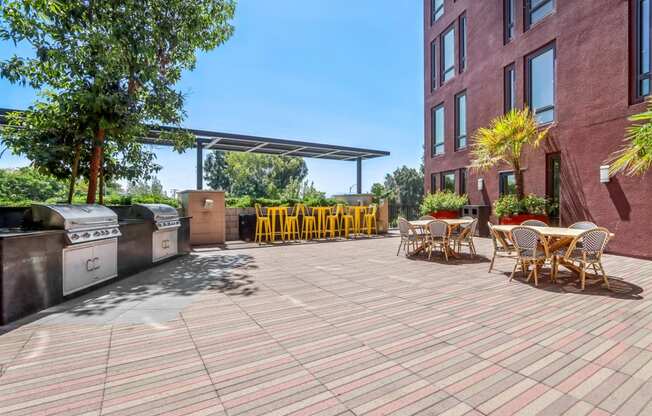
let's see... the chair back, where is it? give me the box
[367,204,377,217]
[254,203,267,218]
[333,204,345,216]
[511,226,548,257]
[521,220,548,227]
[569,221,598,230]
[419,215,435,221]
[428,220,449,239]
[489,222,510,250]
[575,227,610,256]
[398,217,410,236]
[465,218,478,238]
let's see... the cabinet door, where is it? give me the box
[153,230,177,262]
[92,239,118,282]
[63,245,95,295]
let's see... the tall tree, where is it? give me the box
[203,151,309,198]
[383,166,424,207]
[0,0,236,202]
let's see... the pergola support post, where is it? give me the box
[356,157,362,194]
[196,140,203,190]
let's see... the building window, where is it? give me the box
[459,168,467,195]
[431,173,438,193]
[455,91,467,150]
[432,104,445,156]
[440,25,455,84]
[504,0,516,43]
[432,0,444,22]
[525,0,554,29]
[504,63,516,113]
[431,40,437,91]
[499,171,516,196]
[441,171,456,193]
[459,13,467,72]
[636,0,651,98]
[526,43,555,124]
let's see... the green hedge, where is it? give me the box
[226,195,340,208]
[0,193,180,208]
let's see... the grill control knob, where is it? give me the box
[71,234,80,240]
[93,231,100,237]
[82,232,90,238]
[112,229,118,234]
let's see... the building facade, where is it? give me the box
[424,0,652,258]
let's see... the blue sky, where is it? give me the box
[0,1,424,196]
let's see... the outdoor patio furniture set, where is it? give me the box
[398,217,613,291]
[254,203,377,243]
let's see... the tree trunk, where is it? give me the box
[67,143,82,203]
[86,127,105,204]
[99,153,105,205]
[513,161,524,200]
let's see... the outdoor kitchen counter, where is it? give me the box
[0,216,192,325]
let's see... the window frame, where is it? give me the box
[635,0,652,101]
[525,42,556,125]
[430,40,437,91]
[459,13,467,72]
[440,171,456,193]
[431,173,438,193]
[504,63,516,113]
[504,0,516,43]
[432,0,445,23]
[459,168,467,195]
[499,171,517,196]
[431,103,445,156]
[440,24,456,85]
[525,0,555,29]
[455,90,467,151]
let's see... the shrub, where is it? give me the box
[493,193,549,217]
[493,194,521,217]
[419,192,468,215]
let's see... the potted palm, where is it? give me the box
[420,191,468,219]
[470,108,550,223]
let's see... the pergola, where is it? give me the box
[0,108,389,192]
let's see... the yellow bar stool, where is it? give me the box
[301,205,317,240]
[340,206,355,239]
[363,204,378,236]
[326,204,345,239]
[284,204,301,241]
[254,203,271,244]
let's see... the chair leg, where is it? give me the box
[510,260,519,281]
[533,263,539,286]
[580,266,586,290]
[397,240,403,256]
[489,251,496,272]
[598,262,610,289]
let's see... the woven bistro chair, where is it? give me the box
[569,221,598,230]
[552,227,611,290]
[427,220,451,261]
[521,219,548,227]
[419,215,435,221]
[510,226,551,286]
[397,218,425,256]
[452,218,478,257]
[487,222,516,272]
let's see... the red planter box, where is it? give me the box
[499,214,549,225]
[432,210,459,219]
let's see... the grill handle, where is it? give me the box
[86,259,94,272]
[93,257,100,270]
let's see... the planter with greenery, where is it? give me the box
[493,194,550,225]
[420,192,468,219]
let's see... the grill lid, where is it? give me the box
[31,204,121,244]
[131,203,180,230]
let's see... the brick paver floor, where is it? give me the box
[2,236,652,415]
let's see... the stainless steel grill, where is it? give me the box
[129,204,181,230]
[31,204,121,244]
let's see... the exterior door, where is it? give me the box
[546,153,561,225]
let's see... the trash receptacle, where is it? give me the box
[462,205,490,237]
[239,214,256,241]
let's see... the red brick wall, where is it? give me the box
[424,0,652,258]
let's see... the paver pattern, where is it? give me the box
[1,236,652,415]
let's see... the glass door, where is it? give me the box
[546,153,561,225]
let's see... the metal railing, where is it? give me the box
[388,203,419,227]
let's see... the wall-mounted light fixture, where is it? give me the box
[599,165,610,184]
[477,178,484,191]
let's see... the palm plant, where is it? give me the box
[608,98,652,176]
[470,108,549,200]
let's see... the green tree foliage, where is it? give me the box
[383,166,424,207]
[0,167,65,203]
[204,151,309,198]
[126,178,164,196]
[0,0,236,202]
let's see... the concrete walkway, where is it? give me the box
[1,236,652,415]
